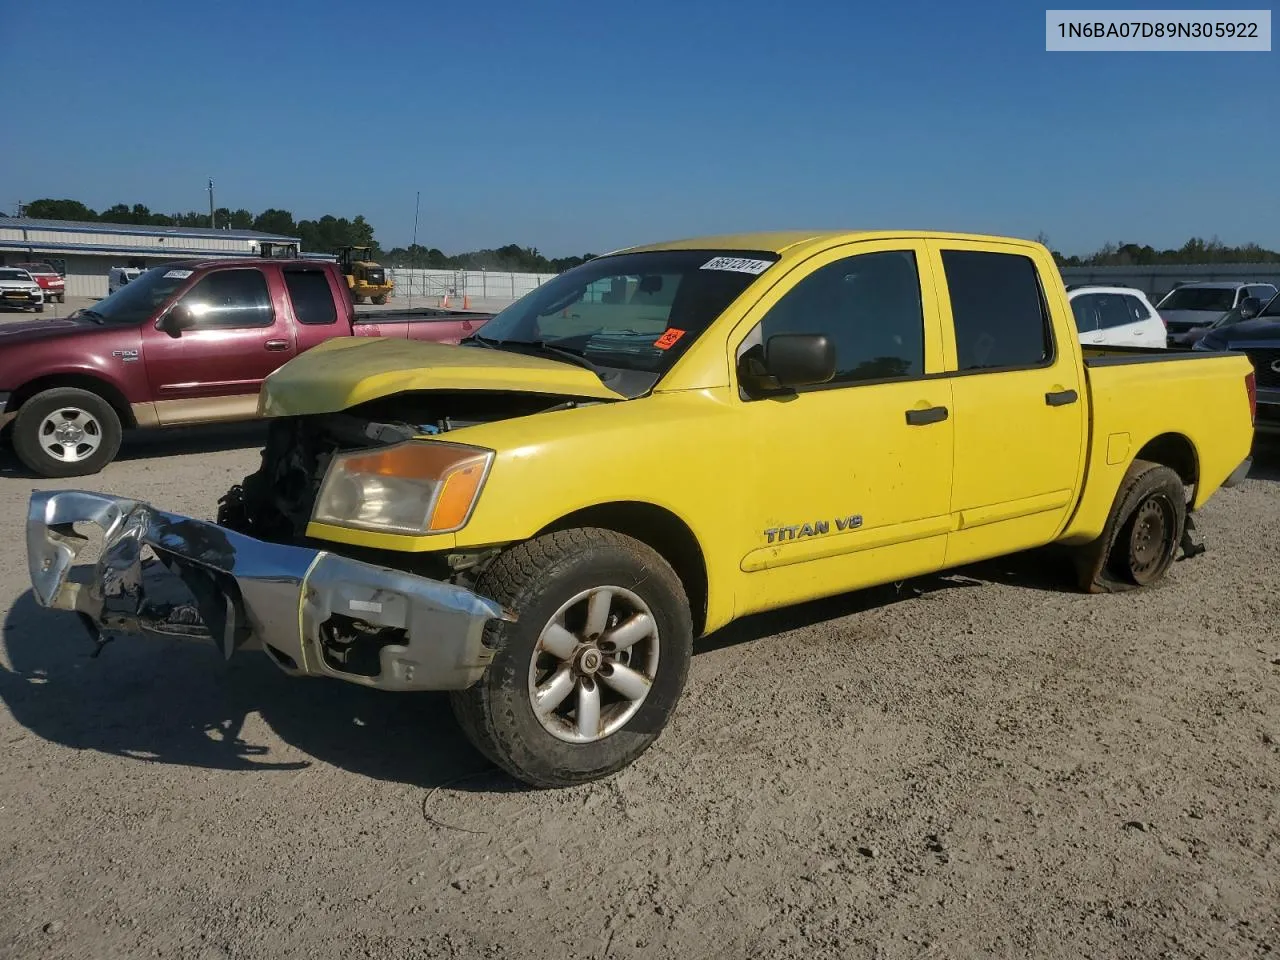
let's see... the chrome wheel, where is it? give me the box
[38,407,104,464]
[527,585,660,744]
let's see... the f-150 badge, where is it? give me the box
[111,349,139,363]
[764,515,862,544]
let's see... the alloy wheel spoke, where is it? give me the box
[603,613,654,652]
[576,679,601,739]
[540,623,579,661]
[599,661,651,701]
[584,588,613,638]
[534,664,576,716]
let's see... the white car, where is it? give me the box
[1067,285,1166,349]
[108,266,145,294]
[0,267,46,313]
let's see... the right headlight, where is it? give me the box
[312,440,494,535]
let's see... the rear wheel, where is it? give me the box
[450,528,693,788]
[12,387,123,478]
[56,294,65,303]
[1073,459,1186,592]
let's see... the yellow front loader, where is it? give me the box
[334,246,394,305]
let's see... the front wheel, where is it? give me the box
[35,304,44,313]
[450,528,693,788]
[11,387,123,478]
[371,294,388,305]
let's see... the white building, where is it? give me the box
[0,217,304,298]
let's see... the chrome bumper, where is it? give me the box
[26,490,512,691]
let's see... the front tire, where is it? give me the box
[12,387,123,478]
[371,294,388,305]
[450,528,693,788]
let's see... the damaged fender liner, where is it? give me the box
[26,490,514,692]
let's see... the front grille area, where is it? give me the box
[1247,349,1280,390]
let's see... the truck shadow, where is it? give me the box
[0,422,267,479]
[1247,436,1280,482]
[1,548,1072,792]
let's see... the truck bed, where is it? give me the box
[1058,343,1255,546]
[351,308,494,343]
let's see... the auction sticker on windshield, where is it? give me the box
[654,328,687,350]
[164,269,193,280]
[701,257,773,275]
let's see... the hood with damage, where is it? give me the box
[258,336,628,418]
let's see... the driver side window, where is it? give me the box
[741,250,926,390]
[179,269,274,330]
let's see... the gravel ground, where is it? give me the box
[1,427,1277,960]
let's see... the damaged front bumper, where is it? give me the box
[26,490,512,691]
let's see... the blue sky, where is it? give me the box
[2,0,1276,255]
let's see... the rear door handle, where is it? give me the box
[905,406,949,426]
[1045,389,1078,406]
[265,339,290,351]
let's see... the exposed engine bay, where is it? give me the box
[216,390,594,550]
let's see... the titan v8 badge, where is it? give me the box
[764,515,863,544]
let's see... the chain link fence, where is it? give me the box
[387,268,557,307]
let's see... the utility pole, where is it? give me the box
[207,179,215,228]
[409,190,421,309]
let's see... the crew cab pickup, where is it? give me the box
[0,257,490,477]
[27,231,1256,789]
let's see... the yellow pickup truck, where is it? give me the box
[28,231,1256,787]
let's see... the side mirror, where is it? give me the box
[739,333,836,395]
[160,303,197,337]
[1238,297,1262,321]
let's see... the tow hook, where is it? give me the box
[1179,511,1207,560]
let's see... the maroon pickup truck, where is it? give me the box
[0,257,491,477]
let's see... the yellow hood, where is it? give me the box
[258,337,626,418]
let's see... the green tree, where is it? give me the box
[253,208,297,236]
[23,198,98,221]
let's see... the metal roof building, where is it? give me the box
[0,217,302,298]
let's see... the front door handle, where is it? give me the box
[1045,389,1078,406]
[905,406,949,426]
[264,339,290,351]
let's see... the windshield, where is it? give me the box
[16,263,55,275]
[87,266,195,324]
[1157,287,1235,312]
[0,269,31,281]
[472,249,780,376]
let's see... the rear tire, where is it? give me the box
[1072,459,1186,593]
[450,528,693,788]
[12,387,123,478]
[57,294,65,303]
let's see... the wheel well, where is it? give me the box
[538,502,709,636]
[1135,433,1198,486]
[7,374,136,428]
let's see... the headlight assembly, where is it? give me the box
[312,441,494,535]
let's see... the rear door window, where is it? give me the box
[1071,295,1099,333]
[1096,294,1136,330]
[284,269,338,325]
[941,250,1053,370]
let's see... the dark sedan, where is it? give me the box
[1195,293,1280,433]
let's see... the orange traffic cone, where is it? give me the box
[462,295,471,310]
[441,294,450,308]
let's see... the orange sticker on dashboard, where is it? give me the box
[654,328,686,350]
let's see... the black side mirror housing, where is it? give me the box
[160,303,196,337]
[1238,297,1262,321]
[739,332,836,395]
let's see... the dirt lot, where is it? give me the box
[1,428,1277,960]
